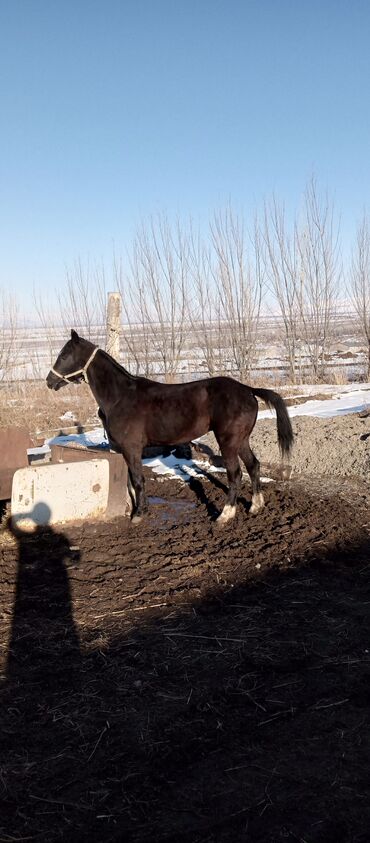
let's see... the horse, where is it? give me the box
[46,330,293,525]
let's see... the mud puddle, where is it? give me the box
[147,495,196,522]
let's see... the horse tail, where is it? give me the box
[251,387,294,460]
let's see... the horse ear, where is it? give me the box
[71,329,79,343]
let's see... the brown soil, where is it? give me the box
[255,414,370,480]
[1,466,370,842]
[0,381,97,440]
[200,411,370,482]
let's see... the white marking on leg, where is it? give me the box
[128,475,137,505]
[216,504,236,525]
[250,492,265,515]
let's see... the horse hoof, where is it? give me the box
[249,492,265,515]
[215,517,226,528]
[216,504,236,526]
[131,514,143,525]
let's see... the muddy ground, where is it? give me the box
[1,452,370,843]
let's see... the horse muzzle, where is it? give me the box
[46,371,64,390]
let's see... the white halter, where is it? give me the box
[50,346,99,385]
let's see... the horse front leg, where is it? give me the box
[126,454,147,524]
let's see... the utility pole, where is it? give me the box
[106,292,122,361]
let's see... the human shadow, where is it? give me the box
[5,502,82,689]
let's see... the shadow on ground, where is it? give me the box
[1,502,370,843]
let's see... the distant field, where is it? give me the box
[1,312,368,384]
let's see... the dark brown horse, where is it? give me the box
[47,330,293,524]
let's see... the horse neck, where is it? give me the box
[87,350,133,410]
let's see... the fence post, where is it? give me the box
[106,292,121,361]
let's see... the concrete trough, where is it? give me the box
[49,443,130,518]
[11,460,110,528]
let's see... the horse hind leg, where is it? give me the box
[239,440,264,514]
[216,448,242,525]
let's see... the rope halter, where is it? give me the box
[50,346,99,385]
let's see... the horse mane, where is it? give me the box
[98,347,138,380]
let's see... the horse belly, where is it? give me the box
[146,412,210,446]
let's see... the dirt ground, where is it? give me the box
[199,411,370,482]
[1,445,370,842]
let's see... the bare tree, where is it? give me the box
[0,291,19,383]
[113,251,154,376]
[210,208,263,381]
[32,291,61,378]
[33,261,107,380]
[59,258,106,343]
[123,216,190,381]
[264,182,340,383]
[350,213,370,378]
[297,179,340,380]
[187,226,227,376]
[263,197,301,382]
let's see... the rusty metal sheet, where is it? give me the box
[0,427,32,499]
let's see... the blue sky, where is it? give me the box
[1,0,369,312]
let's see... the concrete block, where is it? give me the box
[49,443,129,517]
[11,460,109,527]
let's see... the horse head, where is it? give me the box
[46,330,98,390]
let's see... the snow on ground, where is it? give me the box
[260,385,370,420]
[284,383,369,397]
[142,453,275,483]
[46,428,109,449]
[142,454,222,481]
[59,410,77,422]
